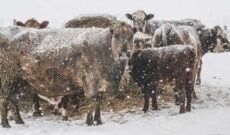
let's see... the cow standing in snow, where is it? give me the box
[153,24,230,85]
[1,22,137,127]
[128,45,196,113]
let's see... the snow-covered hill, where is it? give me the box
[0,52,230,135]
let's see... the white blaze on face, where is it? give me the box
[62,107,67,117]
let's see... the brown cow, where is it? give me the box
[128,45,196,113]
[15,18,49,29]
[1,22,137,127]
[0,36,24,128]
[152,23,202,101]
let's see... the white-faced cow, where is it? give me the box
[125,10,205,36]
[0,22,137,128]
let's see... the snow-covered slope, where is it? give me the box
[0,52,230,135]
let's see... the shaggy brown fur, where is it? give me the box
[1,22,136,127]
[65,16,120,28]
[129,45,196,113]
[0,36,24,128]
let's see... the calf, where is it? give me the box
[128,45,196,113]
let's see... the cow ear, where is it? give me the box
[211,28,217,36]
[40,21,49,29]
[145,14,154,20]
[110,28,114,34]
[16,21,25,27]
[125,13,133,20]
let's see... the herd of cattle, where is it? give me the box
[0,10,230,128]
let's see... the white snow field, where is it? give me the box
[0,53,229,135]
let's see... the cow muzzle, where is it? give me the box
[119,52,129,61]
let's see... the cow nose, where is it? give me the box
[119,52,128,60]
[138,28,143,32]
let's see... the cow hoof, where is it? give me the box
[196,80,201,85]
[15,118,24,124]
[186,107,191,112]
[96,119,102,125]
[175,101,181,106]
[86,112,94,126]
[62,116,68,121]
[179,108,186,114]
[142,108,148,113]
[33,111,42,117]
[52,110,60,116]
[1,120,11,128]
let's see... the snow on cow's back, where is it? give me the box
[0,26,26,39]
[9,27,110,53]
[35,28,111,53]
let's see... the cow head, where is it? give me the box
[198,25,230,54]
[125,10,154,32]
[15,18,49,29]
[110,22,137,62]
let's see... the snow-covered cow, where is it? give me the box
[152,23,202,100]
[0,26,82,120]
[128,45,196,113]
[151,23,230,99]
[1,22,137,127]
[65,15,120,28]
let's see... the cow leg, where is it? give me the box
[10,96,24,124]
[173,86,181,106]
[142,87,150,113]
[94,94,102,125]
[61,96,69,121]
[86,98,94,126]
[175,80,186,113]
[186,76,194,112]
[1,96,11,128]
[32,94,42,117]
[151,84,158,110]
[1,82,18,128]
[196,59,202,85]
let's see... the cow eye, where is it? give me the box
[114,34,119,39]
[217,35,222,38]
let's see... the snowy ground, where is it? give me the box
[1,0,230,134]
[1,52,230,135]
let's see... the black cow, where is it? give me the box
[128,45,196,113]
